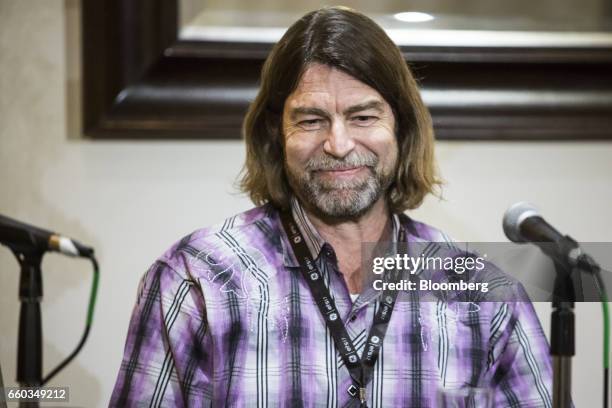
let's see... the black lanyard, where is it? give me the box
[280,210,405,406]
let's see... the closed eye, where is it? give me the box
[298,118,324,130]
[351,115,378,126]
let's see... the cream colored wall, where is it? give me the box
[1,1,610,407]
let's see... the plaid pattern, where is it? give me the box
[110,201,553,407]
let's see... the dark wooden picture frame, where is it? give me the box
[82,0,612,140]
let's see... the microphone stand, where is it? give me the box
[1,215,98,408]
[12,247,44,408]
[550,264,575,408]
[549,238,592,408]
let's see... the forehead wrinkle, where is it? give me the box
[284,64,390,123]
[289,106,331,121]
[286,89,333,118]
[343,100,386,116]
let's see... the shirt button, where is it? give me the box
[350,315,357,322]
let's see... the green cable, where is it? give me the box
[42,256,99,385]
[594,269,610,408]
[601,292,609,408]
[602,298,610,408]
[86,257,100,325]
[603,298,610,369]
[594,271,609,369]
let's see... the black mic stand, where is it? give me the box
[12,247,44,408]
[550,263,575,408]
[549,235,592,408]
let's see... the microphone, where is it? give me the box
[0,214,94,258]
[503,202,581,266]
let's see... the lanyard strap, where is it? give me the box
[280,210,405,403]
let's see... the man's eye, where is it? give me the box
[298,119,323,130]
[352,116,377,126]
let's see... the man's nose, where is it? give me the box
[323,120,355,158]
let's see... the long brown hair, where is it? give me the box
[239,6,441,212]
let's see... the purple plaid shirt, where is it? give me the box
[111,200,553,407]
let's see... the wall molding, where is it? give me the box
[82,0,612,140]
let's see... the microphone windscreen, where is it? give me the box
[503,202,540,243]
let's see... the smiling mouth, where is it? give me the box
[316,166,367,177]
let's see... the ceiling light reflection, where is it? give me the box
[393,12,434,23]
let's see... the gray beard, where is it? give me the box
[295,171,382,219]
[285,155,394,220]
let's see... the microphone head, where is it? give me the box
[503,202,541,243]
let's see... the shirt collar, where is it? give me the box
[280,196,401,268]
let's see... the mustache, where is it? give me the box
[306,152,378,171]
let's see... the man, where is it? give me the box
[111,7,552,407]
